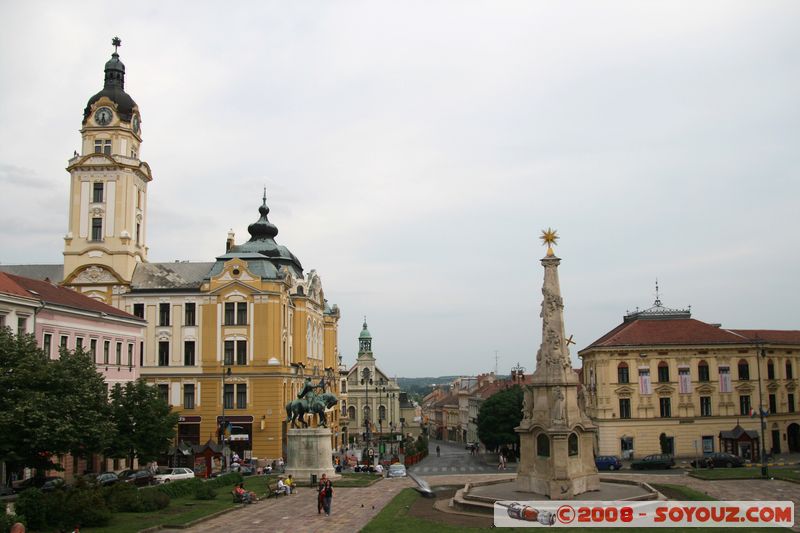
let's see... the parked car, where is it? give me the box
[387,463,407,478]
[95,472,120,486]
[40,478,67,492]
[153,467,195,484]
[595,455,623,471]
[631,454,675,470]
[12,476,63,493]
[115,469,135,481]
[124,470,155,486]
[690,452,744,469]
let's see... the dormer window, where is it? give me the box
[94,139,111,155]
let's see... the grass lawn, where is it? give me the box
[335,472,382,487]
[362,487,784,533]
[649,483,718,501]
[688,466,800,482]
[82,476,271,533]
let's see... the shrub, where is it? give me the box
[14,489,49,531]
[194,482,217,500]
[63,488,111,527]
[153,477,201,498]
[104,482,141,512]
[139,490,170,512]
[0,514,25,533]
[206,471,243,489]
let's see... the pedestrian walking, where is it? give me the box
[436,445,440,457]
[498,453,506,470]
[317,473,333,516]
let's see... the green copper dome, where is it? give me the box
[359,319,371,339]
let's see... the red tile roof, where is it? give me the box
[728,329,800,345]
[2,272,139,321]
[0,272,38,300]
[583,318,746,350]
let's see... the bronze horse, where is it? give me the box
[285,392,338,428]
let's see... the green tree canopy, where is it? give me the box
[477,384,523,451]
[106,379,179,465]
[0,328,114,473]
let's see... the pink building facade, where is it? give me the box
[1,272,146,480]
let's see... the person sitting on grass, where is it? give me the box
[235,482,258,503]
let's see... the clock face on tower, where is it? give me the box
[132,114,140,134]
[94,107,114,126]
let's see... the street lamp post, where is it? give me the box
[755,341,769,478]
[220,366,232,471]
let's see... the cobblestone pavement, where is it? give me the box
[605,472,800,531]
[186,478,414,533]
[186,472,800,532]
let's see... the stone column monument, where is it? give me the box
[516,229,599,499]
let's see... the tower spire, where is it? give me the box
[246,190,279,241]
[533,228,572,383]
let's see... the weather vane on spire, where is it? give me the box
[112,36,121,54]
[540,227,559,256]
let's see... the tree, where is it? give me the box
[477,385,523,452]
[106,379,179,465]
[0,327,114,474]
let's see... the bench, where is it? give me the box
[266,482,288,499]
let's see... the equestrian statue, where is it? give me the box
[285,377,339,428]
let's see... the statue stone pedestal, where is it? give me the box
[285,428,338,482]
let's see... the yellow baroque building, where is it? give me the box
[579,297,800,460]
[130,196,342,463]
[1,42,342,465]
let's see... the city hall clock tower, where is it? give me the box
[63,37,152,305]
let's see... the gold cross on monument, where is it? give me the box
[565,334,576,347]
[540,227,559,256]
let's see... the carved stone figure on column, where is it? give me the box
[552,387,565,423]
[522,387,533,420]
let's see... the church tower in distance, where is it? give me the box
[63,37,152,305]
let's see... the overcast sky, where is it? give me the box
[1,2,798,378]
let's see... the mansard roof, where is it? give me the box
[130,262,214,291]
[0,264,64,283]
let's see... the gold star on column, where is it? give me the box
[540,228,559,256]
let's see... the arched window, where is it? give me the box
[568,433,579,456]
[787,361,794,380]
[657,361,670,383]
[347,405,356,420]
[738,359,750,381]
[537,434,550,457]
[767,359,775,380]
[341,379,347,393]
[617,362,629,384]
[379,405,386,421]
[341,400,347,416]
[698,360,709,382]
